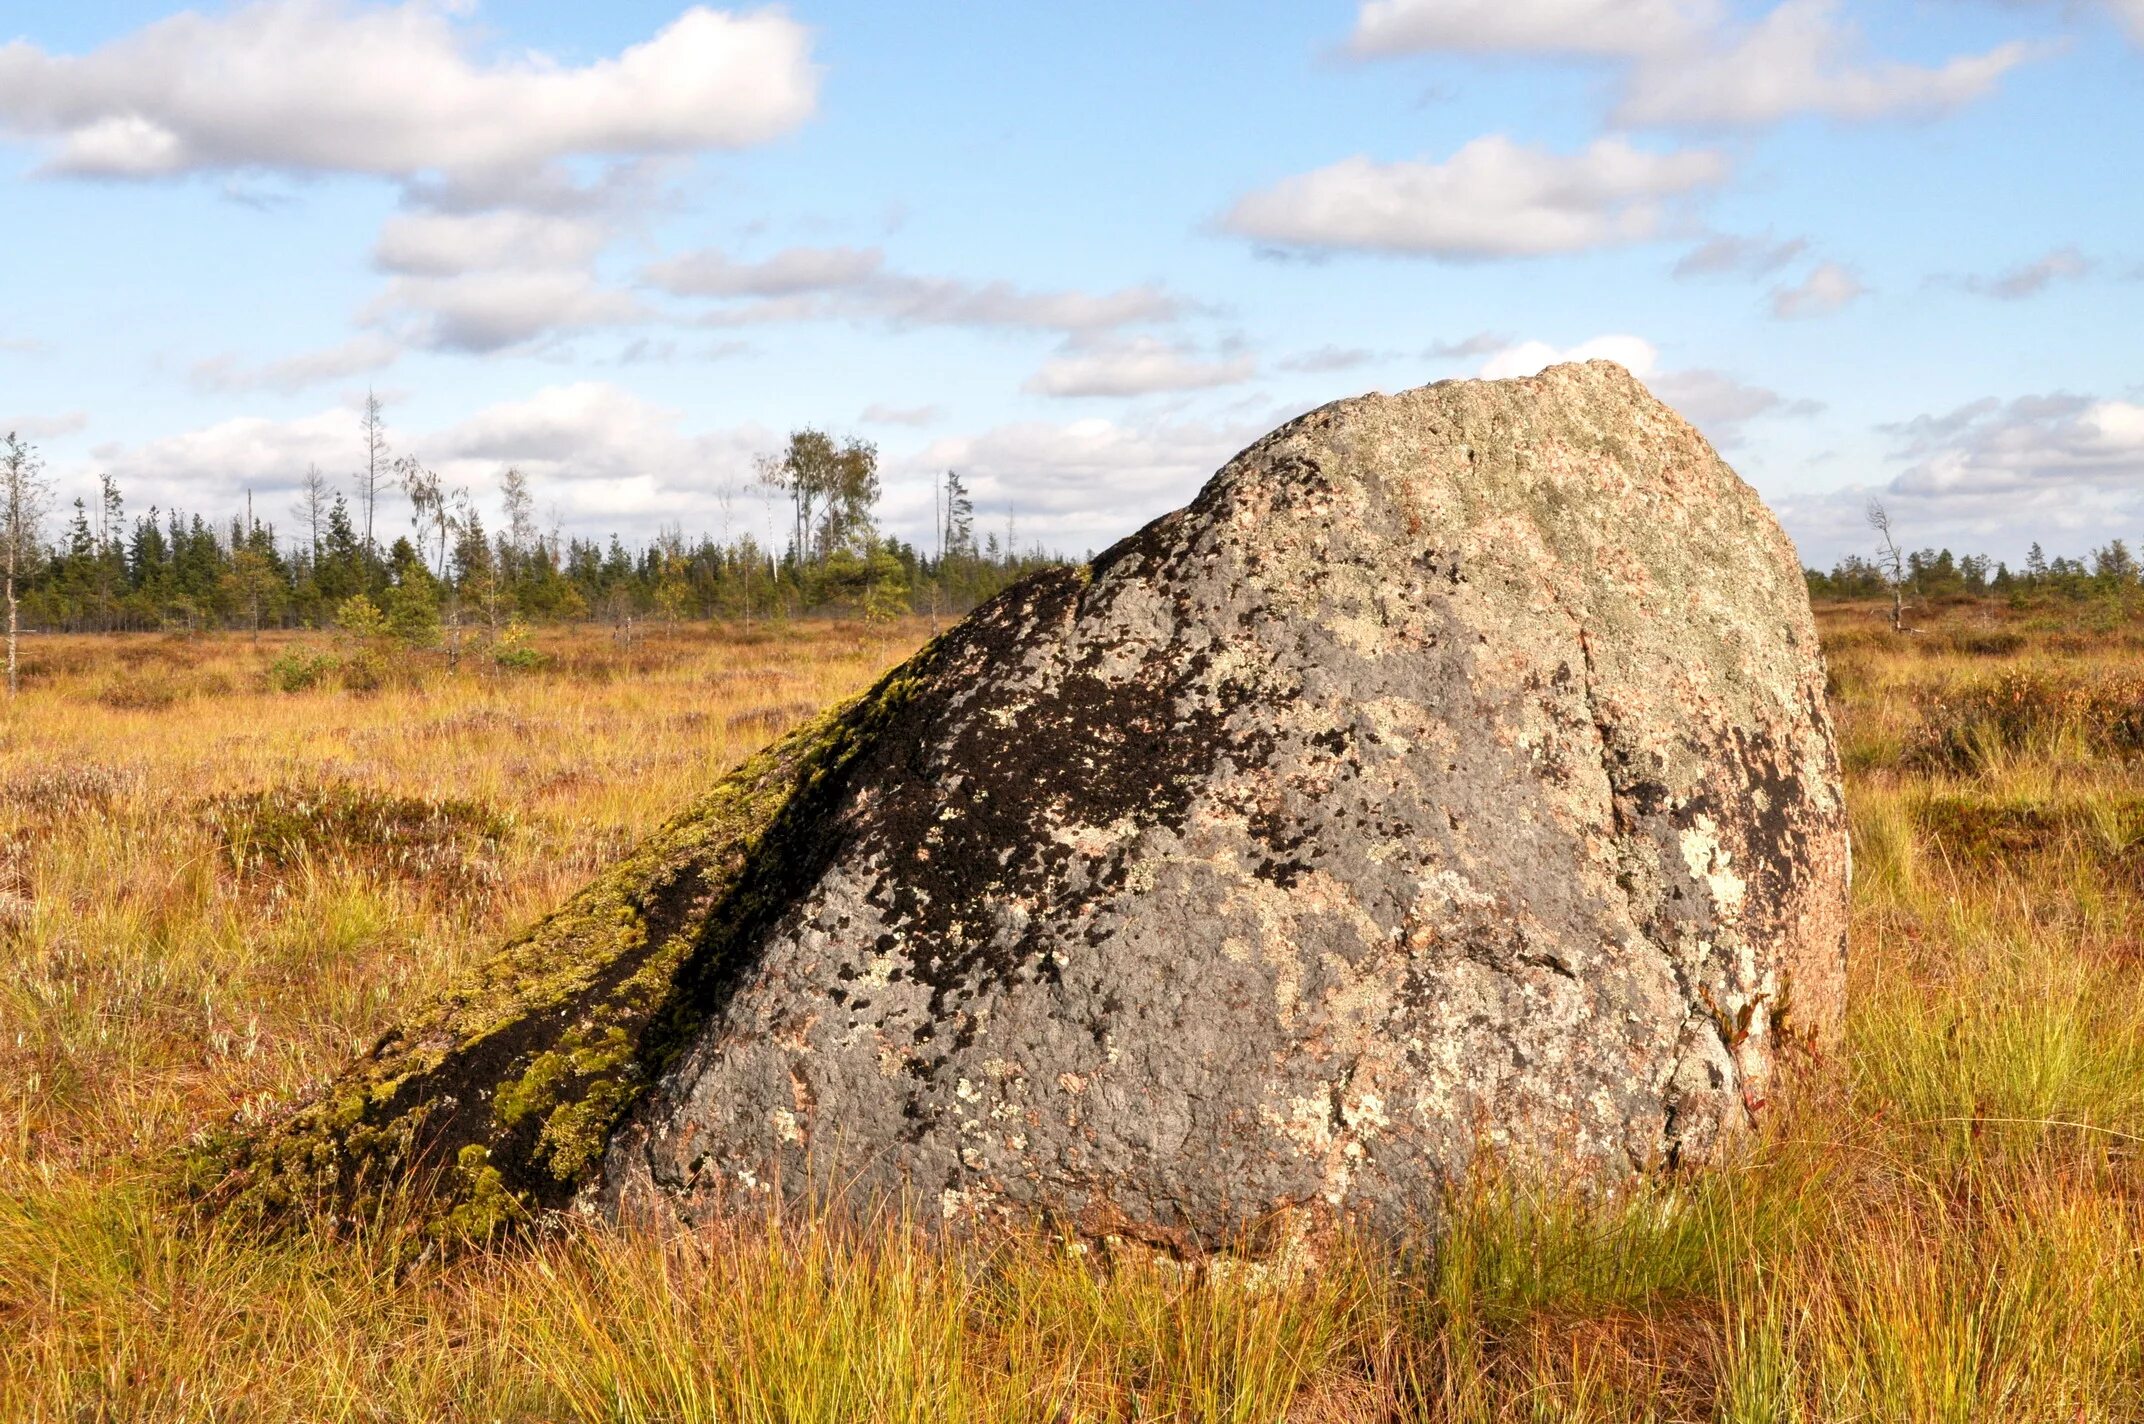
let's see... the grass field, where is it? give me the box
[3,606,2141,1421]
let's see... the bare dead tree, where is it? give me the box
[1,433,50,697]
[1868,499,1909,633]
[292,463,331,564]
[357,390,389,553]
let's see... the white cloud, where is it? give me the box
[1464,340,1820,446]
[650,245,1192,336]
[0,2,818,179]
[1650,368,1824,444]
[90,407,361,517]
[2004,0,2144,47]
[1342,0,2037,127]
[1279,346,1382,374]
[873,279,1187,334]
[1952,246,2095,300]
[860,403,944,427]
[374,211,612,276]
[1882,393,2144,497]
[1673,231,1809,278]
[84,384,779,542]
[1616,0,2036,127]
[190,334,402,394]
[900,415,1260,554]
[1778,391,2144,566]
[427,382,757,484]
[1477,334,1660,380]
[646,244,887,297]
[1024,339,1256,398]
[82,387,1258,556]
[1771,261,1866,318]
[398,154,686,218]
[1222,136,1728,258]
[366,271,647,353]
[1426,332,1512,360]
[1,411,88,440]
[1348,0,1718,58]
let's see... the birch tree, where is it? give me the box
[1,433,50,696]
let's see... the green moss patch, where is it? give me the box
[193,644,947,1252]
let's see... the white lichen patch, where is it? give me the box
[1679,813,1748,918]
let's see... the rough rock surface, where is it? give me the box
[215,362,1847,1249]
[600,359,1848,1242]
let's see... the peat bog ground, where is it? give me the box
[3,606,2142,1421]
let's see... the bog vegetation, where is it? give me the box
[3,602,2144,1420]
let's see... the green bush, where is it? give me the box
[490,620,549,672]
[265,649,338,693]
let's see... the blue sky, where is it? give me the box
[1,1,2139,567]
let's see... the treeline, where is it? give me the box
[1807,540,2144,602]
[0,423,1059,638]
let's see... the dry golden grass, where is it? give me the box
[3,604,2143,1421]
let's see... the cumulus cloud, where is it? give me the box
[1425,332,1512,360]
[366,271,649,353]
[190,334,402,394]
[2,411,89,440]
[1024,339,1256,398]
[1464,338,1820,446]
[86,383,780,541]
[898,415,1259,554]
[650,244,1192,336]
[1348,0,1718,58]
[1778,390,2144,566]
[1880,393,2144,496]
[373,211,612,276]
[425,382,762,491]
[1279,346,1382,374]
[0,2,818,179]
[1343,0,2035,127]
[1222,136,1728,258]
[1616,0,2036,127]
[646,244,887,297]
[89,406,361,517]
[2003,0,2144,47]
[1771,262,1866,318]
[1673,231,1809,278]
[1949,246,2096,300]
[861,403,944,427]
[75,387,1259,556]
[874,279,1188,335]
[1650,368,1824,444]
[397,154,688,219]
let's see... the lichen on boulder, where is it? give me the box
[210,362,1848,1250]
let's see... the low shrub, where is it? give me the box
[197,782,511,894]
[92,673,183,711]
[265,648,338,693]
[1906,666,2144,770]
[491,642,548,673]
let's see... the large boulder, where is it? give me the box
[213,362,1847,1250]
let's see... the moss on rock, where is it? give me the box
[194,648,943,1248]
